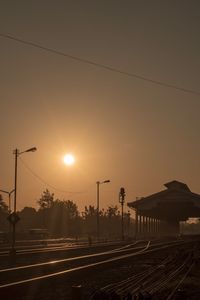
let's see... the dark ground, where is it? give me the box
[1,244,200,299]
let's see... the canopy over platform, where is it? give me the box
[128,180,200,221]
[127,180,200,237]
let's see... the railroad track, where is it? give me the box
[0,240,136,271]
[0,241,147,287]
[0,239,186,291]
[0,239,127,257]
[90,241,197,299]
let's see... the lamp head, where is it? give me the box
[103,180,110,183]
[25,147,37,152]
[96,179,110,185]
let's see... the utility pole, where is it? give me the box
[96,181,100,241]
[96,180,110,241]
[119,187,126,241]
[8,147,37,262]
[9,149,19,259]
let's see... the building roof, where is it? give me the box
[164,180,191,192]
[127,180,200,220]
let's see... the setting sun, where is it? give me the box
[63,153,75,166]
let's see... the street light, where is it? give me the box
[9,147,37,259]
[13,147,37,212]
[96,179,110,241]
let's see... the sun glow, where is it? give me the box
[63,153,75,166]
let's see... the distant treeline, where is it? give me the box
[0,189,132,239]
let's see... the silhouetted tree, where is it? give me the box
[37,189,55,230]
[0,194,8,212]
[18,207,37,232]
[37,189,54,209]
[82,205,97,237]
[63,200,81,236]
[10,190,135,240]
[102,205,121,238]
[106,205,118,218]
[0,194,9,231]
[48,199,80,236]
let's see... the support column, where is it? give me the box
[153,218,156,236]
[145,216,148,237]
[146,216,148,236]
[149,217,152,236]
[142,215,145,237]
[139,213,142,237]
[151,218,153,236]
[147,216,150,236]
[155,219,158,235]
[157,219,160,236]
[143,216,146,237]
[135,209,138,239]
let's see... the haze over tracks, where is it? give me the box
[0,238,194,299]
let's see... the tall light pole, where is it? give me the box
[96,179,110,241]
[9,147,37,259]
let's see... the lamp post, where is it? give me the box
[9,147,37,259]
[96,179,110,241]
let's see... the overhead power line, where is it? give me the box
[1,32,200,96]
[19,157,88,195]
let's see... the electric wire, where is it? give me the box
[1,33,200,96]
[19,157,88,194]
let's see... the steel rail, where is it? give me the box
[148,254,192,294]
[0,241,151,288]
[0,240,185,276]
[137,256,190,293]
[0,240,186,289]
[0,239,125,256]
[0,241,148,273]
[165,261,194,300]
[123,251,193,296]
[0,238,183,259]
[108,256,174,296]
[89,241,197,299]
[89,255,173,299]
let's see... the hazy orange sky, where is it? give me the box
[1,1,200,214]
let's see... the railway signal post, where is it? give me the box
[119,187,126,241]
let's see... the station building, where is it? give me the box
[127,180,200,237]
